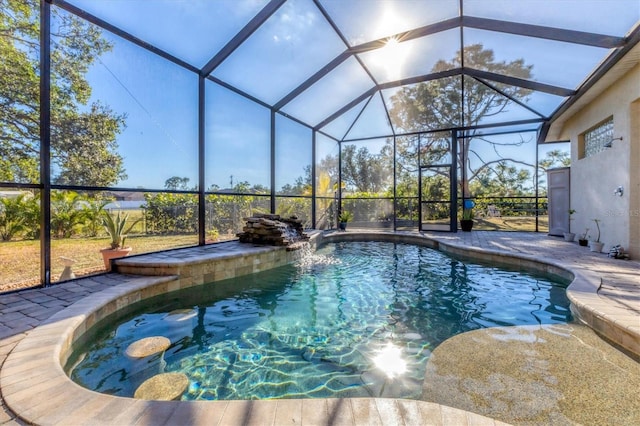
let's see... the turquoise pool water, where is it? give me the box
[68,241,572,400]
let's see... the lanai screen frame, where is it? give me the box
[2,0,639,286]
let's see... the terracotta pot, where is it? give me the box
[100,247,132,271]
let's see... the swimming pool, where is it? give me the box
[68,241,572,401]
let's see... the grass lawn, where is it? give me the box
[417,216,549,232]
[474,216,549,232]
[0,234,223,293]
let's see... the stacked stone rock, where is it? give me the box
[237,214,309,246]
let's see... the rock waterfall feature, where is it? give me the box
[237,214,309,248]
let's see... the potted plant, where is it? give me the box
[589,219,604,252]
[460,208,474,232]
[578,228,589,246]
[563,209,576,242]
[100,211,141,270]
[338,210,353,231]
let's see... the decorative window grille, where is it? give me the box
[584,118,613,157]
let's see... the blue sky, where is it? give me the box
[58,0,638,190]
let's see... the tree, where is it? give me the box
[389,44,533,202]
[538,149,570,172]
[537,149,571,196]
[340,144,392,193]
[164,176,191,191]
[471,162,532,197]
[278,165,311,196]
[0,0,126,186]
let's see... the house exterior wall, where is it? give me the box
[629,98,640,258]
[558,64,640,257]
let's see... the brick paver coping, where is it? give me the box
[0,231,638,425]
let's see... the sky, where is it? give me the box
[56,0,639,191]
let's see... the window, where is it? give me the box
[581,117,614,158]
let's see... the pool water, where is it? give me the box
[68,242,572,400]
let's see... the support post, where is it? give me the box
[40,0,51,286]
[198,76,206,245]
[311,131,316,228]
[270,110,276,213]
[451,131,459,232]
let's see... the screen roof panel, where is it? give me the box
[464,29,612,89]
[66,0,269,67]
[357,29,461,84]
[344,93,394,140]
[382,76,463,134]
[319,0,459,46]
[281,56,374,126]
[482,82,567,118]
[319,97,370,140]
[462,75,544,128]
[61,0,640,142]
[212,0,346,104]
[464,0,640,37]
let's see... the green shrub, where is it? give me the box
[0,194,30,241]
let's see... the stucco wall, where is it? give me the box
[559,64,640,256]
[629,98,640,258]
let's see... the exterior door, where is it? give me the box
[547,167,571,236]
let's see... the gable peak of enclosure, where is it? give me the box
[60,0,640,140]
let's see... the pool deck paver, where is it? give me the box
[0,231,638,425]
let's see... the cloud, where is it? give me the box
[269,3,318,44]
